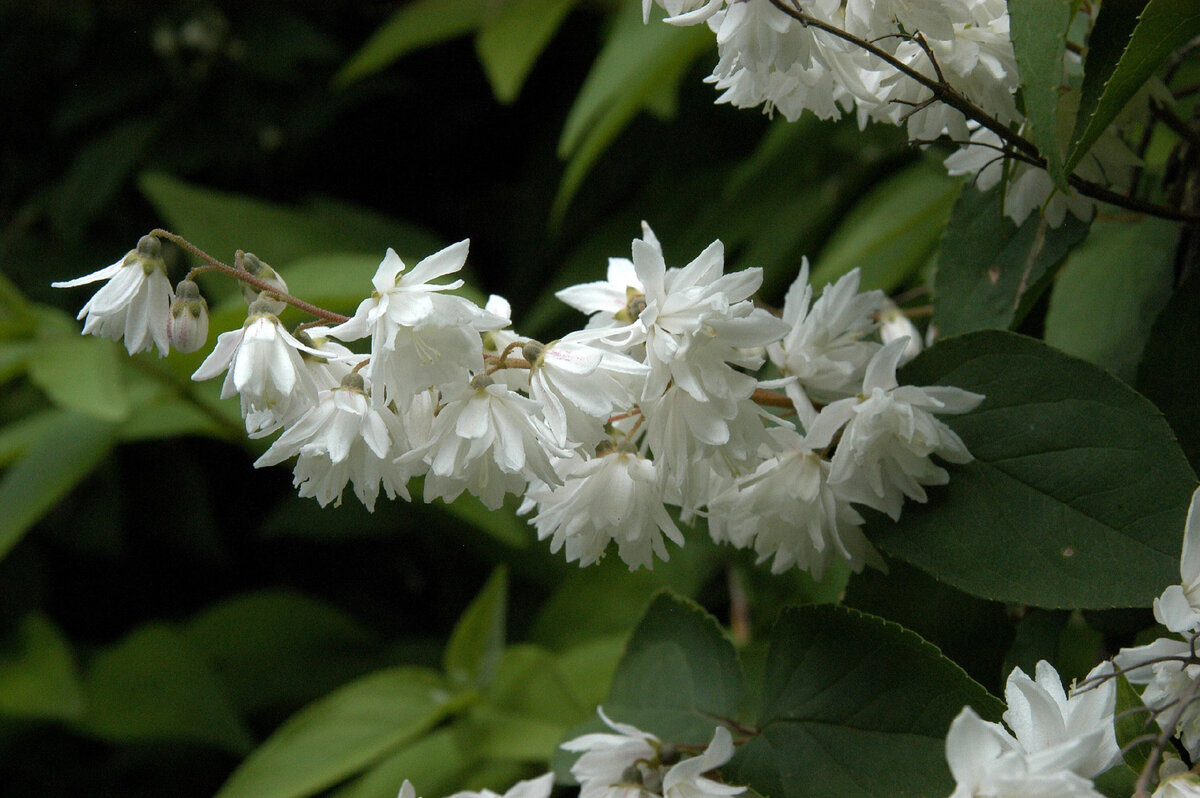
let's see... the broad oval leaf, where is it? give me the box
[868,330,1196,608]
[81,624,254,754]
[1138,269,1200,474]
[933,186,1089,337]
[28,335,130,422]
[728,605,1003,798]
[603,591,743,744]
[0,613,84,722]
[217,667,465,798]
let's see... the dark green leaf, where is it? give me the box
[870,330,1196,608]
[552,5,712,222]
[1138,269,1200,473]
[934,187,1090,336]
[81,624,254,754]
[1067,0,1200,172]
[444,567,508,689]
[333,728,471,798]
[1045,216,1178,382]
[1008,0,1075,186]
[0,613,84,722]
[475,0,578,104]
[811,160,960,293]
[1072,0,1147,165]
[604,591,743,744]
[334,0,486,86]
[1113,672,1154,774]
[0,411,117,560]
[27,335,130,422]
[216,667,466,798]
[182,590,384,715]
[50,119,158,238]
[728,605,1003,798]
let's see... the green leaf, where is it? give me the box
[137,173,444,291]
[444,567,508,689]
[869,330,1196,608]
[182,590,384,715]
[604,591,743,744]
[81,624,254,754]
[811,160,960,293]
[27,335,130,422]
[0,341,32,385]
[117,395,228,441]
[217,667,465,798]
[1138,269,1200,473]
[1044,216,1178,382]
[334,0,486,86]
[728,605,1004,798]
[1072,0,1146,167]
[334,728,471,798]
[0,613,84,722]
[0,411,65,468]
[475,0,577,104]
[933,187,1090,336]
[0,411,117,561]
[552,4,711,222]
[1008,0,1075,186]
[1067,0,1200,173]
[50,118,159,237]
[1113,672,1154,774]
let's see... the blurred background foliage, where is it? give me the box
[0,0,1145,795]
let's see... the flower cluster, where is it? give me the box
[55,225,983,578]
[945,486,1200,797]
[642,0,1140,226]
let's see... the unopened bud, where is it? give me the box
[246,296,279,318]
[619,766,643,785]
[168,279,209,353]
[521,340,544,364]
[471,374,495,391]
[240,252,288,314]
[136,235,161,259]
[879,302,922,365]
[340,372,365,392]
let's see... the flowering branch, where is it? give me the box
[763,0,1200,225]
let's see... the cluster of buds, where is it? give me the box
[54,223,981,578]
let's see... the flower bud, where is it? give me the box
[239,252,288,314]
[167,279,209,353]
[521,340,544,364]
[879,301,922,365]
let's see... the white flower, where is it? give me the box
[254,374,411,511]
[808,339,984,520]
[662,727,745,798]
[1002,661,1119,779]
[945,707,1104,798]
[1154,771,1200,798]
[191,305,324,436]
[446,773,555,798]
[405,376,565,511]
[555,255,644,330]
[523,444,684,570]
[398,780,420,798]
[1155,487,1200,634]
[238,252,290,315]
[528,330,649,449]
[707,426,881,579]
[167,278,209,354]
[328,243,508,405]
[1115,637,1200,760]
[561,708,662,798]
[766,262,883,424]
[877,301,922,365]
[53,235,174,356]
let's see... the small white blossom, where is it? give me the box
[53,235,174,356]
[809,339,983,520]
[662,727,745,798]
[523,444,684,570]
[405,376,565,511]
[167,278,209,354]
[708,426,881,579]
[328,243,508,405]
[1002,661,1119,780]
[254,375,411,510]
[238,252,290,315]
[1155,487,1200,635]
[767,262,883,424]
[945,706,1104,798]
[561,708,662,798]
[192,304,325,436]
[1115,637,1200,760]
[877,301,922,365]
